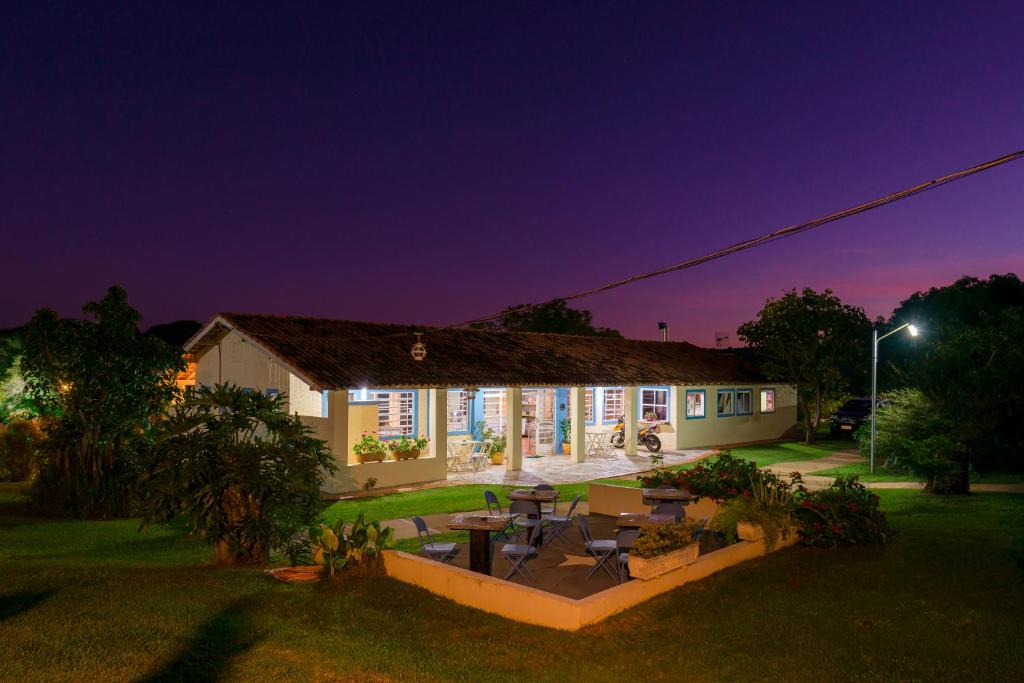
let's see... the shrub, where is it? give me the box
[310,514,394,579]
[0,418,44,481]
[794,475,893,546]
[631,520,700,559]
[140,384,336,566]
[639,451,788,504]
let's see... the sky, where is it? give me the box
[2,2,1023,344]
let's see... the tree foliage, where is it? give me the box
[738,288,871,443]
[0,329,36,423]
[21,286,185,517]
[877,274,1024,492]
[140,384,337,566]
[473,299,621,336]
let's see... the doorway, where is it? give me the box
[522,388,556,456]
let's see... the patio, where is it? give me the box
[445,447,711,486]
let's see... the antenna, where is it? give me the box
[657,321,669,342]
[714,332,730,349]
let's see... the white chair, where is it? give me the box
[468,440,491,472]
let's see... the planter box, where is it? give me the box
[357,452,386,464]
[736,522,765,542]
[628,543,699,580]
[391,448,420,461]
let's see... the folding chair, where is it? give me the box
[616,529,640,583]
[412,516,459,564]
[542,495,581,547]
[652,502,685,521]
[484,490,514,543]
[577,515,618,581]
[509,500,544,544]
[501,521,545,585]
[533,484,559,515]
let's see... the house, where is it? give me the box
[184,313,797,494]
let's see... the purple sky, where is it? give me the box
[3,3,1022,344]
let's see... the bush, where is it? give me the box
[713,474,798,550]
[0,419,44,481]
[639,451,788,504]
[794,475,893,546]
[631,520,700,559]
[310,514,394,579]
[140,384,337,566]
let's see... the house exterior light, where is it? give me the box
[411,333,427,361]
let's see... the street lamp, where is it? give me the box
[870,322,920,473]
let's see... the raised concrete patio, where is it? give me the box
[445,447,712,486]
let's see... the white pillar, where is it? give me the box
[428,388,448,480]
[670,385,685,450]
[569,386,587,463]
[624,385,639,456]
[505,387,523,472]
[327,389,350,486]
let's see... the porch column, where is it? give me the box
[624,385,639,456]
[327,388,350,474]
[671,386,685,450]
[569,386,586,463]
[505,387,523,472]
[428,388,448,480]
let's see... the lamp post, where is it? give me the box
[870,322,919,473]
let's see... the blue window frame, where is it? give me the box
[685,389,706,419]
[736,388,753,415]
[639,386,670,422]
[717,388,736,417]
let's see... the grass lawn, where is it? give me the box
[807,461,1024,485]
[2,484,1021,681]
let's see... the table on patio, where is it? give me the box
[616,512,676,529]
[447,513,518,575]
[642,487,694,507]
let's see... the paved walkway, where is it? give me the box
[444,448,710,486]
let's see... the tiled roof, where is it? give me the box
[186,313,764,389]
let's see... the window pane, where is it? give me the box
[760,389,775,413]
[603,388,624,422]
[736,390,752,415]
[641,388,668,422]
[686,390,705,417]
[447,390,469,432]
[584,389,594,423]
[718,390,734,416]
[371,390,415,436]
[482,388,506,433]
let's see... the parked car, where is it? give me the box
[829,398,875,438]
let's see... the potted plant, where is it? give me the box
[476,421,506,465]
[712,475,797,550]
[387,435,428,460]
[560,417,572,455]
[627,520,701,580]
[353,433,387,464]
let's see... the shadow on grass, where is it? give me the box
[0,589,58,623]
[137,597,266,682]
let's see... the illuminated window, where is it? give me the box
[760,389,776,413]
[584,388,594,424]
[482,388,506,433]
[686,389,706,419]
[447,390,470,433]
[602,387,624,423]
[736,389,753,415]
[640,388,669,422]
[370,390,415,437]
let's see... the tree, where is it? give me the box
[21,286,185,517]
[474,299,622,336]
[144,320,203,348]
[738,288,871,443]
[0,329,36,423]
[879,274,1024,493]
[140,384,337,566]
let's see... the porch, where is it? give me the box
[444,447,711,486]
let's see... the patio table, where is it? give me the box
[447,513,518,575]
[616,512,676,529]
[642,487,694,507]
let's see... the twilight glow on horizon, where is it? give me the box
[2,3,1022,344]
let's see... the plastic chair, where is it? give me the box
[577,515,617,581]
[542,495,581,546]
[616,529,641,583]
[412,516,459,564]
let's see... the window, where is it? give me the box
[736,389,753,415]
[717,389,735,417]
[584,388,594,424]
[760,389,775,413]
[685,389,706,419]
[447,390,470,433]
[370,390,415,437]
[640,388,668,422]
[481,388,506,433]
[602,387,624,423]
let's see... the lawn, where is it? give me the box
[807,461,1024,484]
[2,485,1021,681]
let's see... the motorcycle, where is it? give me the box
[609,415,662,453]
